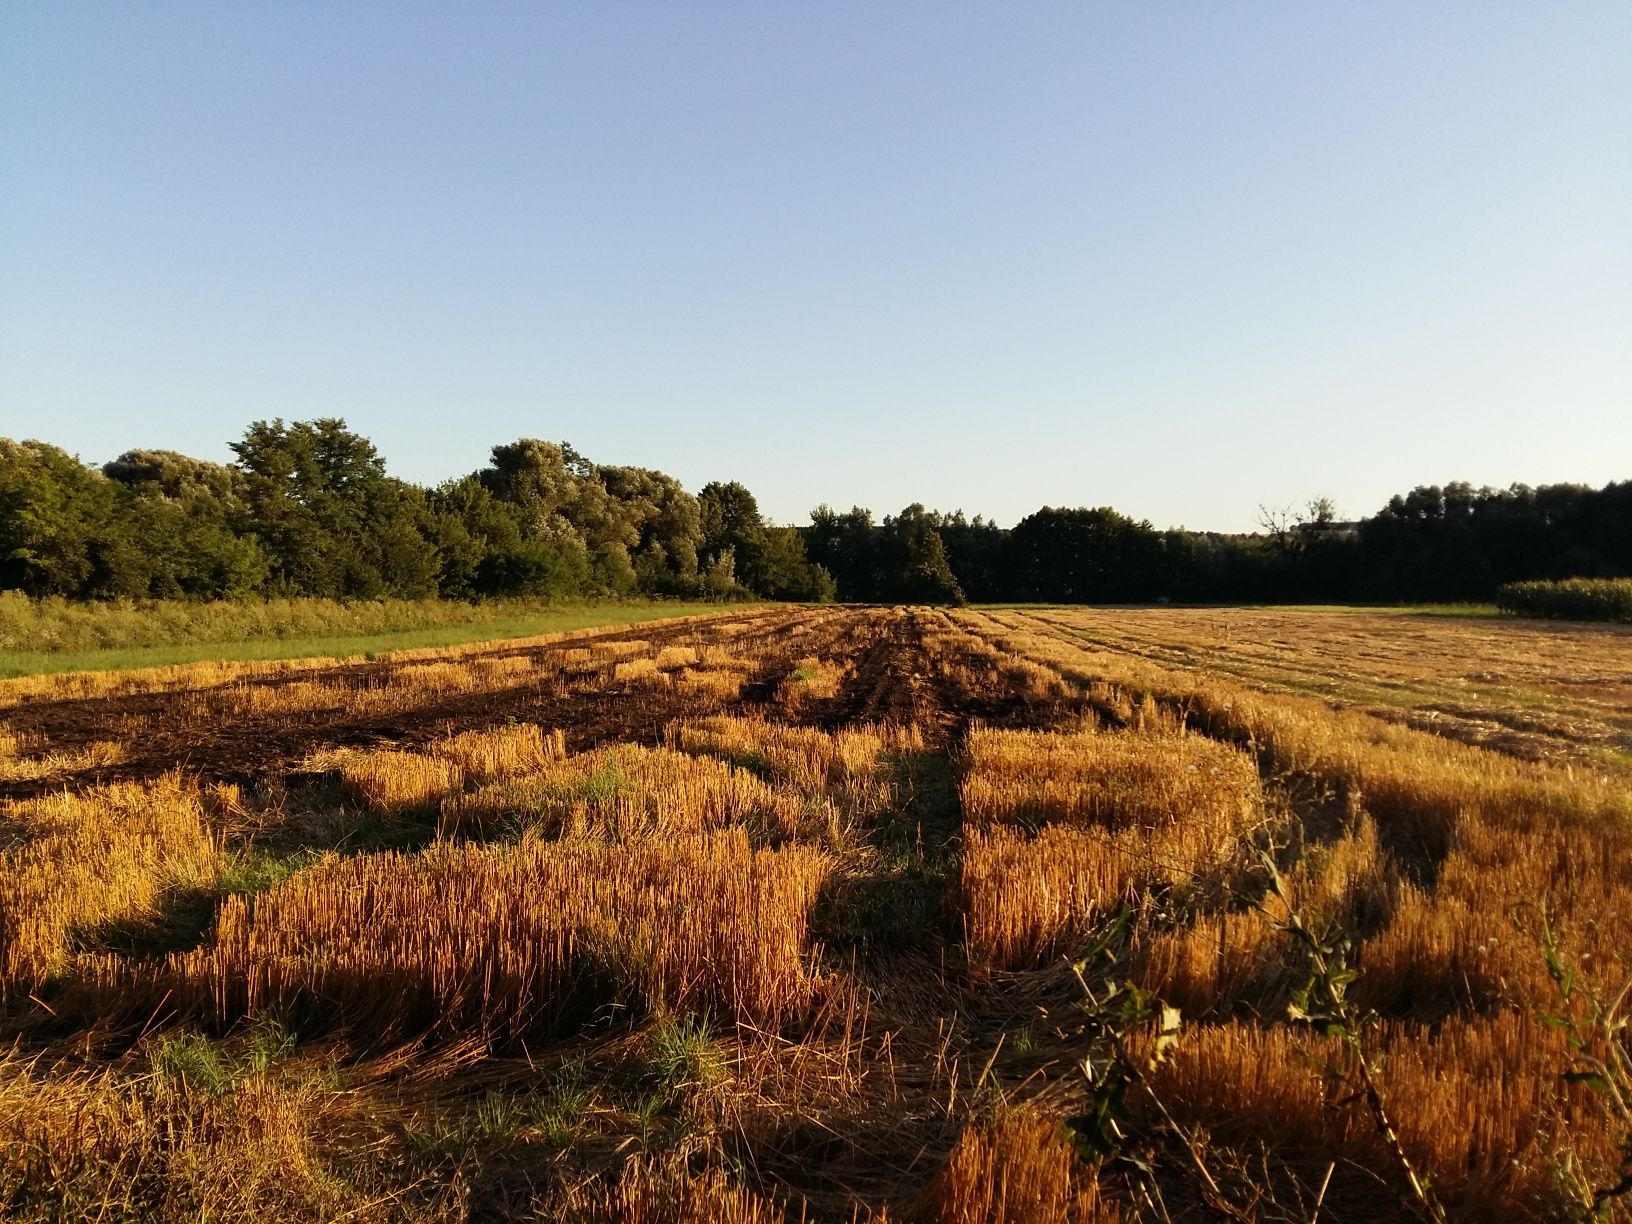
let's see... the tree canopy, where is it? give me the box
[2,422,1626,606]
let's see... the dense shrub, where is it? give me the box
[0,592,598,653]
[1495,578,1632,623]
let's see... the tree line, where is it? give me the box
[2,421,1628,606]
[804,486,1632,605]
[0,421,831,604]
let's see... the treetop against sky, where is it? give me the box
[2,4,1628,531]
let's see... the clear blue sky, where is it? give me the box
[3,3,1628,532]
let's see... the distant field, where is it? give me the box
[985,601,1501,617]
[1002,604,1632,774]
[0,599,739,678]
[2,605,1627,1220]
[1248,601,1501,617]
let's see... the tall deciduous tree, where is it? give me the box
[804,505,878,600]
[698,480,769,591]
[1007,506,1164,603]
[879,505,965,605]
[0,440,127,596]
[231,418,439,597]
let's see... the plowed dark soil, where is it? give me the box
[1,607,1074,803]
[2,608,831,799]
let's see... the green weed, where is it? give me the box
[217,847,325,897]
[643,1015,729,1096]
[150,1033,235,1096]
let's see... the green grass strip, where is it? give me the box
[0,602,740,679]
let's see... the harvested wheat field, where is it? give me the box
[2,604,1628,1221]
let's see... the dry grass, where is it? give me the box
[0,733,126,784]
[672,715,925,819]
[0,656,332,712]
[969,605,1632,957]
[654,644,700,670]
[553,1106,1119,1224]
[8,604,1630,1221]
[0,609,745,711]
[551,1160,787,1223]
[0,1052,423,1223]
[1,775,222,989]
[776,655,849,707]
[1003,604,1632,768]
[341,751,466,815]
[224,678,353,716]
[1187,676,1628,851]
[439,743,822,843]
[916,1106,1119,1223]
[338,725,568,816]
[391,661,480,692]
[222,658,546,719]
[960,608,1629,863]
[1146,1015,1614,1218]
[960,725,1262,834]
[963,822,1240,970]
[614,656,668,687]
[469,653,538,681]
[90,830,830,1039]
[673,664,754,700]
[959,727,1264,968]
[1133,814,1401,1018]
[955,606,1632,1215]
[919,611,1073,705]
[1353,813,1632,1018]
[1127,908,1280,1021]
[423,722,566,781]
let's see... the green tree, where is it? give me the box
[599,465,703,593]
[480,439,650,595]
[804,505,875,601]
[103,449,244,502]
[933,510,1007,603]
[699,481,834,600]
[0,440,135,597]
[698,480,769,592]
[432,471,595,598]
[758,525,836,602]
[104,449,269,597]
[880,504,965,605]
[230,418,439,597]
[425,476,516,597]
[1006,506,1164,602]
